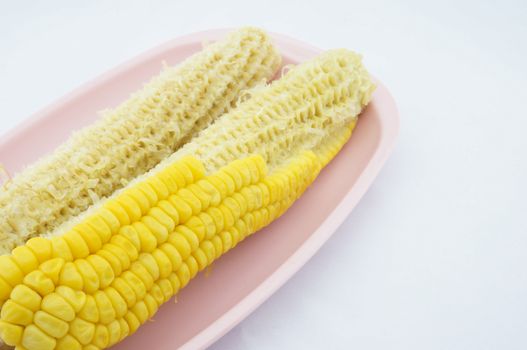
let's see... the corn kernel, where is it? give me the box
[105,287,127,319]
[135,261,157,290]
[97,208,120,235]
[132,222,157,253]
[84,215,112,244]
[10,285,41,312]
[0,256,24,286]
[111,278,136,308]
[157,279,173,302]
[185,216,205,241]
[0,278,13,304]
[0,320,23,346]
[207,207,225,234]
[235,219,248,240]
[215,171,236,195]
[207,176,228,200]
[107,319,121,346]
[176,264,190,289]
[110,235,138,261]
[187,183,211,210]
[192,248,208,271]
[143,295,158,319]
[157,168,179,194]
[167,232,191,261]
[141,216,168,244]
[125,188,150,216]
[122,272,146,300]
[104,200,130,226]
[117,318,129,341]
[258,183,271,207]
[1,300,33,325]
[78,295,98,323]
[181,156,205,182]
[26,237,52,263]
[102,244,131,273]
[56,334,81,350]
[168,195,192,223]
[84,345,99,350]
[63,231,90,259]
[224,167,243,191]
[86,255,115,289]
[211,236,224,259]
[174,226,199,252]
[118,226,141,250]
[92,324,109,348]
[124,312,140,334]
[167,273,181,295]
[230,160,252,187]
[130,262,154,290]
[39,257,65,284]
[223,197,241,220]
[74,260,99,294]
[231,192,248,217]
[136,181,159,209]
[146,177,169,200]
[22,324,56,350]
[149,285,164,306]
[160,243,182,272]
[219,204,235,229]
[116,194,142,222]
[186,256,199,279]
[149,207,175,233]
[11,246,39,274]
[197,180,221,206]
[239,187,256,213]
[168,163,191,187]
[177,188,201,216]
[158,200,180,226]
[55,285,86,313]
[151,249,172,279]
[34,310,69,338]
[131,301,149,324]
[50,237,73,261]
[24,270,54,296]
[59,262,84,291]
[220,231,233,253]
[74,225,102,254]
[94,290,115,324]
[41,293,75,322]
[198,212,216,240]
[69,317,95,345]
[228,227,241,248]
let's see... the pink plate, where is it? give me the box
[0,29,399,349]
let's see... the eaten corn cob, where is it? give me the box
[0,27,281,255]
[0,48,374,350]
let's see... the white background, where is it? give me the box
[1,0,526,349]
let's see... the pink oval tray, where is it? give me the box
[0,29,399,349]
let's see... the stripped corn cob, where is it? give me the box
[0,49,374,350]
[0,27,281,255]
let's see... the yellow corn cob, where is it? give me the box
[0,27,281,255]
[0,49,374,350]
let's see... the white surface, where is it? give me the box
[1,1,526,349]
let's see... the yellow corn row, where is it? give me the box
[0,49,374,350]
[0,27,281,255]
